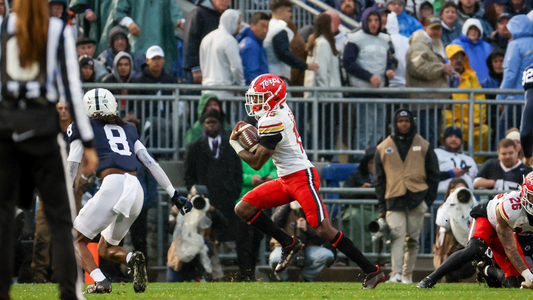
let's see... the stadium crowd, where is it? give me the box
[7,0,533,288]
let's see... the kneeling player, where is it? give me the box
[417,171,533,289]
[67,89,192,294]
[231,74,384,289]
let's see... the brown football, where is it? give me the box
[239,123,260,153]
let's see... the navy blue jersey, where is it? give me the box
[522,64,533,158]
[69,119,139,175]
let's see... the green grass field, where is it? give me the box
[9,282,533,300]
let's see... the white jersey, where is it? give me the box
[434,148,478,190]
[487,191,533,235]
[258,104,314,177]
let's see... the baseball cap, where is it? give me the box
[425,15,442,29]
[386,0,405,6]
[506,130,520,141]
[76,37,96,47]
[146,45,165,59]
[497,13,511,22]
[443,126,463,141]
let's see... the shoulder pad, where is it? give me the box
[258,114,284,136]
[498,191,522,222]
[522,64,533,90]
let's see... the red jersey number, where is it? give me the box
[509,197,522,210]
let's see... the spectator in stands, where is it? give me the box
[434,126,478,191]
[287,20,309,94]
[113,0,184,72]
[456,0,493,40]
[269,202,334,282]
[445,44,489,162]
[326,10,347,52]
[386,0,424,37]
[406,16,452,147]
[183,94,232,147]
[101,52,135,113]
[419,1,435,26]
[483,0,507,29]
[497,15,533,133]
[304,13,342,99]
[70,0,116,55]
[97,26,145,76]
[184,109,243,244]
[75,37,109,81]
[237,12,270,86]
[481,47,504,90]
[182,0,230,84]
[343,7,395,154]
[0,0,5,16]
[49,0,66,18]
[200,9,244,98]
[131,46,177,90]
[505,128,526,164]
[344,146,376,198]
[440,2,462,47]
[375,108,440,284]
[486,13,511,51]
[264,0,319,84]
[473,138,533,190]
[340,0,361,26]
[78,55,96,83]
[236,117,278,282]
[504,0,532,16]
[433,178,477,282]
[386,11,409,88]
[451,19,493,83]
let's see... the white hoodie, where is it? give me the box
[386,12,410,87]
[200,9,245,97]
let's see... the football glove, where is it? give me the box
[171,191,193,215]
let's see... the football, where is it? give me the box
[239,123,260,153]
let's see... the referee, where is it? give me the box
[0,1,98,299]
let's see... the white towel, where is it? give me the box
[112,173,138,218]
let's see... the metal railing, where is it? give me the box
[155,187,509,266]
[82,83,525,161]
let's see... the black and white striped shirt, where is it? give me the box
[0,14,93,145]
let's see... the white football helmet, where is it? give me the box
[83,88,118,117]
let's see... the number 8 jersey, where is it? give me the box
[258,104,313,177]
[487,191,533,235]
[68,119,142,175]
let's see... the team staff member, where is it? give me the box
[0,1,97,299]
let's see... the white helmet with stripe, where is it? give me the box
[83,88,118,117]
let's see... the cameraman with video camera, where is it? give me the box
[268,201,334,282]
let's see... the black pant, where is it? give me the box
[235,220,264,281]
[0,136,79,300]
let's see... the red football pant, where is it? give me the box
[242,167,328,228]
[472,217,529,277]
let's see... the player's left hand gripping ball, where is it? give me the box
[171,191,193,215]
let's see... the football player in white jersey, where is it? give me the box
[418,171,533,289]
[230,74,385,289]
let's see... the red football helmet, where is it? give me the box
[245,74,287,119]
[522,171,533,214]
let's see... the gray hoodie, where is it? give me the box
[112,51,135,83]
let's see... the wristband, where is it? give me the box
[230,139,244,154]
[522,269,533,281]
[449,170,455,178]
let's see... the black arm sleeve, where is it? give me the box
[440,170,453,181]
[521,89,533,158]
[374,150,387,214]
[343,42,373,81]
[271,204,291,228]
[424,146,441,207]
[259,133,282,150]
[272,31,308,70]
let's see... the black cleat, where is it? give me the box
[128,251,148,293]
[416,277,435,288]
[275,236,303,273]
[84,278,112,294]
[476,261,501,288]
[362,265,385,289]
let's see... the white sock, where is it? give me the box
[126,252,133,263]
[90,268,106,283]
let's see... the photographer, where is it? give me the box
[433,178,477,282]
[167,186,227,282]
[268,202,334,282]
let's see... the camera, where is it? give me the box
[456,189,471,204]
[368,218,390,243]
[191,195,207,210]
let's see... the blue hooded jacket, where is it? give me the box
[497,15,533,100]
[236,27,268,85]
[451,34,493,83]
[397,9,424,38]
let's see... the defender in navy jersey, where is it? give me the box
[520,64,533,166]
[67,89,192,294]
